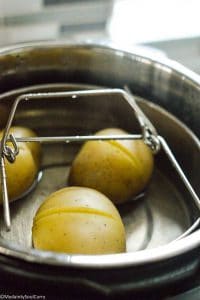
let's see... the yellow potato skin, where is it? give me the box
[0,126,41,203]
[69,128,154,204]
[32,187,126,254]
[7,126,41,167]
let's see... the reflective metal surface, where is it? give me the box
[0,42,199,269]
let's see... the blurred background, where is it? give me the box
[0,0,199,74]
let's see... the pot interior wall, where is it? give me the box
[0,83,199,256]
[0,44,199,138]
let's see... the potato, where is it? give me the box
[7,126,41,167]
[32,187,126,254]
[69,128,154,204]
[0,126,41,203]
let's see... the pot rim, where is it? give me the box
[0,40,200,86]
[0,41,200,269]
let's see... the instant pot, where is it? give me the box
[0,42,199,299]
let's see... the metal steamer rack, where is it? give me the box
[0,87,200,247]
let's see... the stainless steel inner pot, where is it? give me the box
[0,43,199,272]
